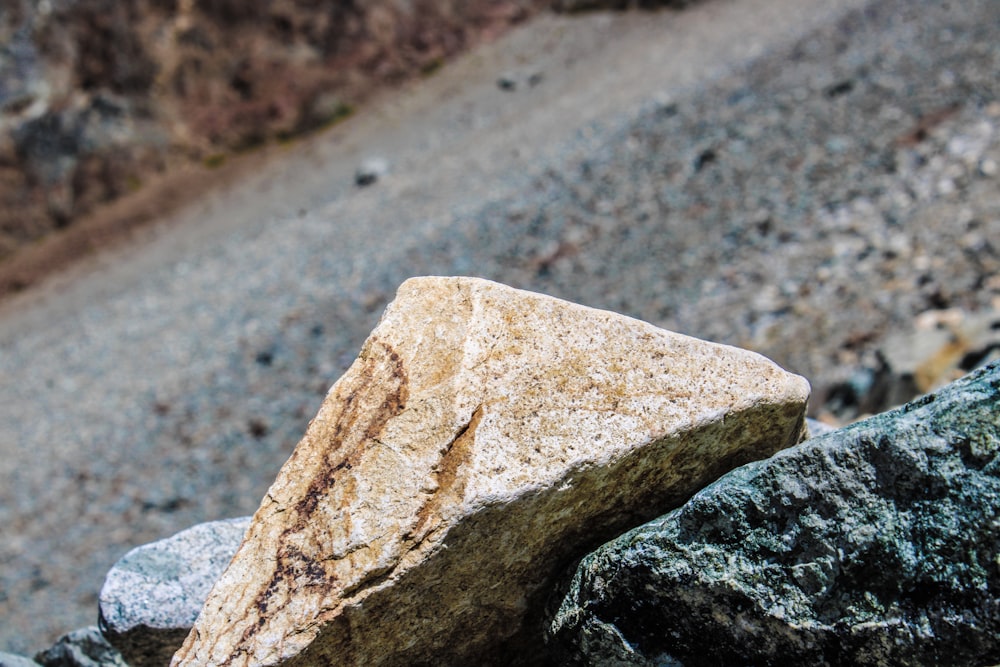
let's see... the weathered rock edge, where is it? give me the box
[99,518,251,667]
[549,359,1000,666]
[173,276,809,667]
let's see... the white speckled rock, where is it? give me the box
[172,277,810,667]
[100,518,250,667]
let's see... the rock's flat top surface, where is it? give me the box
[174,277,808,667]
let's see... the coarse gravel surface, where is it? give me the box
[1,0,999,656]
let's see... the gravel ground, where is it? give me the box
[1,0,998,655]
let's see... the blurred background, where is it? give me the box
[1,0,998,656]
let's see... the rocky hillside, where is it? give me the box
[0,0,548,260]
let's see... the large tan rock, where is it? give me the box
[173,277,810,667]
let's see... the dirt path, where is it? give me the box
[0,0,863,338]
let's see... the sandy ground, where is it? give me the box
[6,0,997,656]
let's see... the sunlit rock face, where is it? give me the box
[173,276,809,667]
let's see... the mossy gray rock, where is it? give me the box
[549,360,1000,666]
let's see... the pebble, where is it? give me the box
[354,158,388,187]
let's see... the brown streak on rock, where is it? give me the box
[300,339,408,522]
[246,338,408,644]
[409,405,484,544]
[436,405,484,501]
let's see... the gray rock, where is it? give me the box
[549,360,1000,666]
[98,517,250,667]
[496,73,518,91]
[497,71,545,91]
[354,157,389,187]
[33,628,126,667]
[0,652,41,667]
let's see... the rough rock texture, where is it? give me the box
[99,517,250,667]
[0,0,544,257]
[173,276,809,667]
[33,628,126,667]
[549,360,1000,666]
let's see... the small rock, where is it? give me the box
[496,73,518,91]
[496,71,543,92]
[551,0,626,12]
[173,277,809,667]
[34,628,127,667]
[553,0,694,12]
[354,158,388,187]
[99,517,250,667]
[549,360,1000,666]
